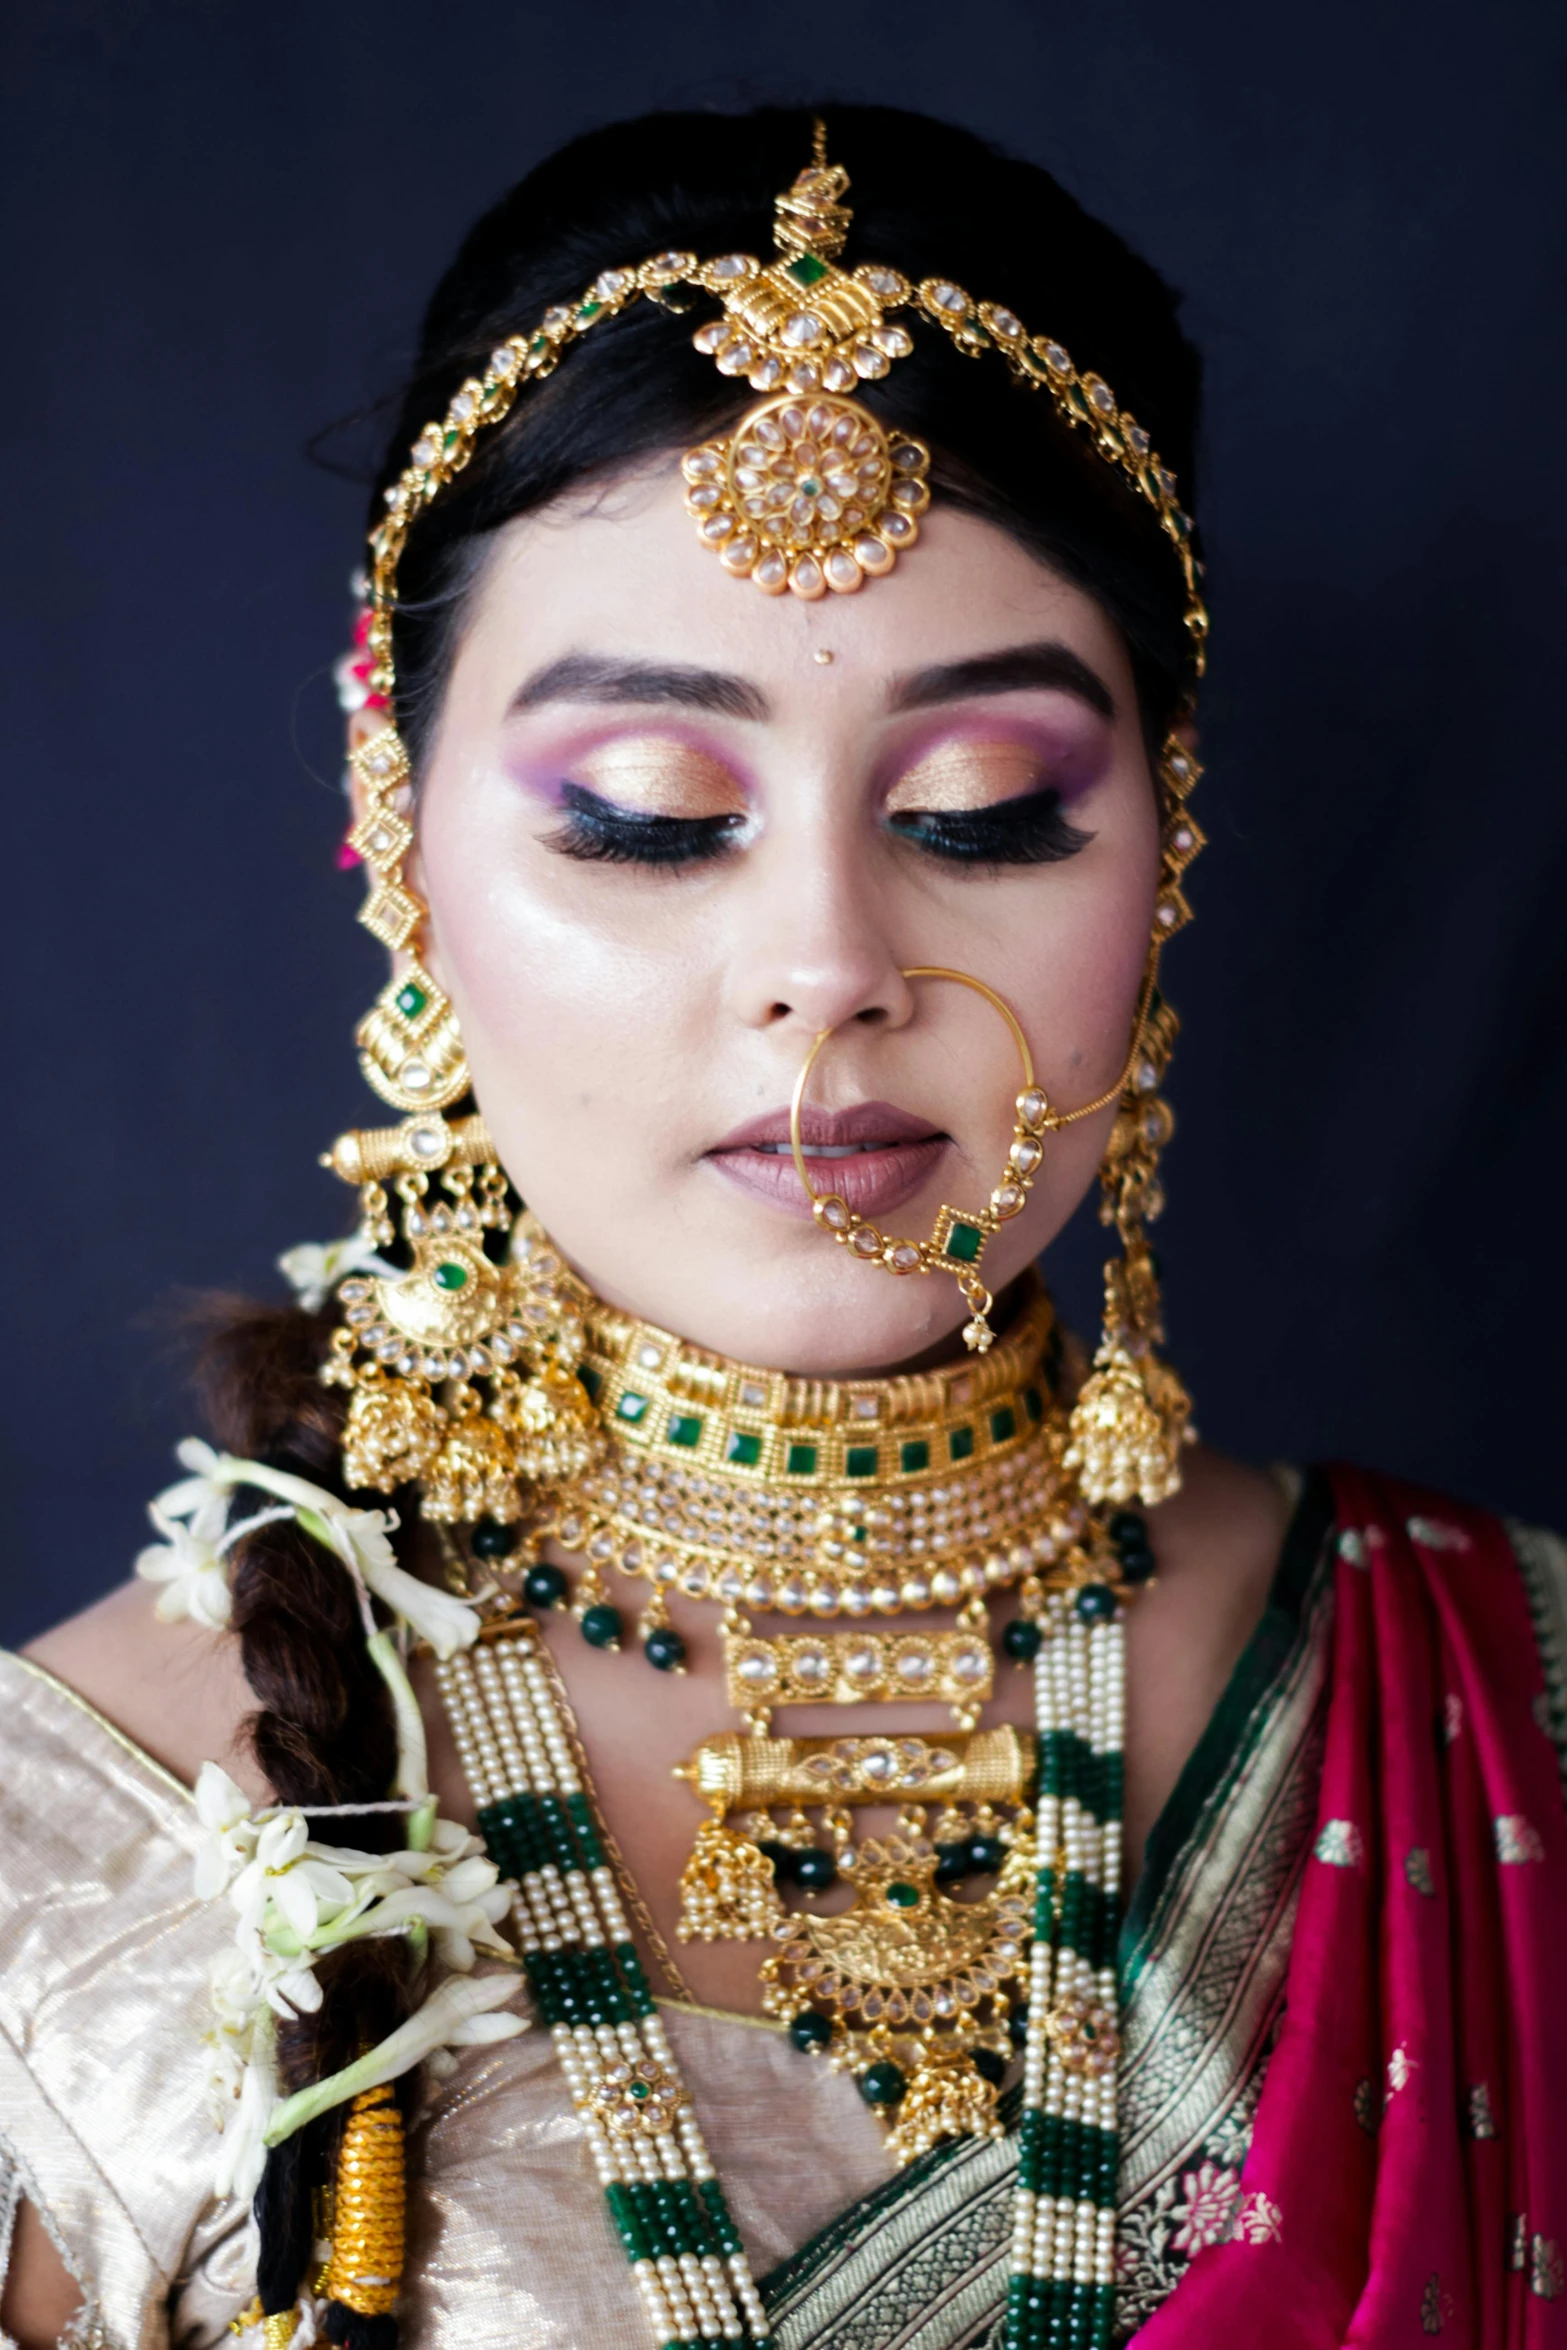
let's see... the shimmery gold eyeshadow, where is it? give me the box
[570,736,747,820]
[884,738,1046,815]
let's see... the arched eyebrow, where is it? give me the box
[887,641,1115,719]
[509,653,769,720]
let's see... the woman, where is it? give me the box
[2,100,1562,2350]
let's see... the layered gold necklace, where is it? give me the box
[326,1193,1149,2188]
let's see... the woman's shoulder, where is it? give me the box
[19,1573,264,1801]
[0,1588,255,2158]
[0,1608,216,1943]
[0,1634,252,2347]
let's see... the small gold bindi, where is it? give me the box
[813,648,835,665]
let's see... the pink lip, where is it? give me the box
[705,1100,950,1221]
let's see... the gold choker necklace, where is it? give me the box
[514,1221,1084,1712]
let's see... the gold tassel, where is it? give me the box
[1064,986,1192,1508]
[322,2083,405,2317]
[341,1371,446,1493]
[490,1361,604,1482]
[885,2045,1004,2165]
[675,1816,785,1942]
[1064,1339,1188,1507]
[420,1391,519,1524]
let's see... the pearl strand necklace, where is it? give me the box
[437,1625,772,2348]
[1007,1587,1126,2349]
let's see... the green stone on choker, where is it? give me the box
[726,1429,762,1466]
[990,1404,1017,1443]
[845,1445,878,1478]
[900,1439,930,1474]
[432,1261,468,1292]
[786,1442,818,1475]
[667,1413,702,1448]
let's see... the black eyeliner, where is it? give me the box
[887,788,1094,867]
[543,782,745,869]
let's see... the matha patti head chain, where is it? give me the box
[171,123,1210,2350]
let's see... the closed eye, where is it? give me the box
[887,788,1094,867]
[542,782,747,869]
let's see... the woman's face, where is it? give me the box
[407,462,1161,1376]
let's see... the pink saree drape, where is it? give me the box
[1138,1466,1567,2346]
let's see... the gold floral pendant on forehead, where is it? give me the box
[680,150,931,599]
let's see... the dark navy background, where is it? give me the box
[4,0,1564,1644]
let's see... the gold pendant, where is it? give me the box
[676,1726,1031,1814]
[762,1828,1032,2164]
[673,1728,1035,2161]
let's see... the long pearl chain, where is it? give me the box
[1007,1590,1126,2349]
[437,1626,772,2348]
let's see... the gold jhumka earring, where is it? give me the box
[283,120,1212,2350]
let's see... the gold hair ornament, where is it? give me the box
[320,2082,405,2318]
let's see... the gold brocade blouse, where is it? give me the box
[0,1653,895,2350]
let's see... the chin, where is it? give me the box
[546,1215,1043,1378]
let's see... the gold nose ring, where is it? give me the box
[788,966,1050,1353]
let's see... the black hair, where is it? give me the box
[370,102,1203,768]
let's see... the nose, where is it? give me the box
[723,819,915,1042]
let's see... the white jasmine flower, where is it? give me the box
[264,1972,527,2148]
[230,1811,356,1945]
[154,1437,234,1532]
[146,1441,484,1658]
[339,1878,512,1974]
[312,1508,481,1659]
[138,1507,234,1629]
[215,2026,279,2203]
[278,1233,398,1314]
[193,1763,258,1900]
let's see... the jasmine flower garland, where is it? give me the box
[140,1438,528,2201]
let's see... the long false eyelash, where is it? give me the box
[543,782,747,869]
[887,788,1095,867]
[542,780,1093,874]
